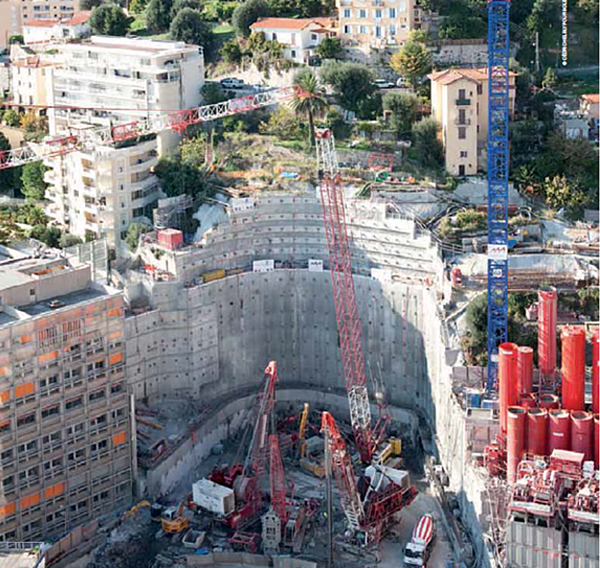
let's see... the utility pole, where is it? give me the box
[324,423,334,568]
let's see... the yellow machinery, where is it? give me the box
[298,403,310,458]
[373,438,402,466]
[161,501,189,534]
[122,500,151,522]
[300,458,325,478]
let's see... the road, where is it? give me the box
[379,491,454,568]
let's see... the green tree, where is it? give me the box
[154,156,205,197]
[80,0,103,9]
[231,0,268,36]
[8,34,24,45]
[290,70,328,146]
[408,30,430,43]
[170,8,215,54]
[541,68,558,91]
[16,203,47,225]
[21,162,48,201]
[412,118,444,170]
[129,0,148,13]
[201,82,228,104]
[89,4,132,36]
[389,40,432,88]
[543,174,585,210]
[576,0,599,20]
[124,222,150,250]
[268,0,325,17]
[316,37,342,60]
[147,0,174,32]
[514,164,543,196]
[59,233,84,248]
[526,0,559,34]
[171,0,203,17]
[258,107,303,140]
[29,225,62,248]
[321,61,375,115]
[220,38,243,63]
[465,293,488,364]
[0,133,19,196]
[382,92,418,139]
[3,109,19,127]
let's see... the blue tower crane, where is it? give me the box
[486,0,511,393]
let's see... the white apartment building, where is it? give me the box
[44,36,205,251]
[22,11,91,44]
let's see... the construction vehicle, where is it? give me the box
[372,438,402,466]
[122,500,151,522]
[321,411,417,545]
[161,501,189,534]
[404,514,437,567]
[150,502,164,522]
[299,457,325,478]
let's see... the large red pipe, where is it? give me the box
[499,343,518,434]
[527,408,548,456]
[592,330,599,414]
[517,346,533,395]
[538,286,557,379]
[548,409,571,454]
[571,411,593,461]
[519,393,537,409]
[561,326,586,411]
[594,415,599,469]
[507,406,526,484]
[539,394,559,410]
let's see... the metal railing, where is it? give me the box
[455,98,471,106]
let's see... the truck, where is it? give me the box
[192,478,235,517]
[404,514,436,567]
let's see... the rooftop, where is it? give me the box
[23,11,92,27]
[581,94,600,103]
[0,545,46,568]
[250,17,336,31]
[428,67,517,86]
[11,56,56,68]
[67,35,200,56]
[19,286,109,317]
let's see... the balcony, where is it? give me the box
[456,98,471,106]
[454,118,472,125]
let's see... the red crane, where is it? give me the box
[321,411,417,545]
[315,129,388,463]
[269,433,289,525]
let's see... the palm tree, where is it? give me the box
[291,71,329,147]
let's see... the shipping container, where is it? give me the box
[192,479,235,516]
[202,269,225,284]
[253,259,275,273]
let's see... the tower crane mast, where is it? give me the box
[486,0,511,392]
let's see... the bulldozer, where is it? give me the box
[161,501,189,534]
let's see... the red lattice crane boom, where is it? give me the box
[0,86,305,170]
[269,434,288,525]
[315,128,386,463]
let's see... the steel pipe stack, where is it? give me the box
[517,346,533,395]
[548,409,571,453]
[526,408,548,456]
[518,393,537,409]
[561,326,586,411]
[592,330,599,414]
[571,411,593,461]
[499,343,518,434]
[539,394,559,410]
[538,286,557,380]
[507,407,526,484]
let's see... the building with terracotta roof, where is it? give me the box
[249,17,337,63]
[580,94,599,120]
[23,11,91,44]
[9,56,57,112]
[336,0,432,60]
[427,67,516,176]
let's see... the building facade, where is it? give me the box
[249,17,337,63]
[336,0,431,55]
[428,67,516,176]
[0,244,133,542]
[22,11,91,44]
[9,56,55,109]
[44,36,205,250]
[20,0,80,25]
[0,0,22,51]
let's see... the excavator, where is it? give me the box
[122,500,151,522]
[161,501,189,534]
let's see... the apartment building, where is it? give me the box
[428,67,516,176]
[0,242,133,542]
[249,17,337,63]
[10,56,55,110]
[44,36,205,250]
[23,11,91,44]
[336,0,430,56]
[0,0,22,51]
[21,0,80,24]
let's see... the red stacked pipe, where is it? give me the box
[561,326,586,411]
[499,343,518,434]
[526,408,548,456]
[571,411,593,461]
[518,393,537,409]
[517,346,533,395]
[539,394,559,410]
[538,286,557,379]
[592,330,599,414]
[507,406,526,484]
[548,409,571,454]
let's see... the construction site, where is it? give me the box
[0,1,598,568]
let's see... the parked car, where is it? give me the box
[220,78,244,89]
[374,79,395,89]
[396,77,409,87]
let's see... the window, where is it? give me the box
[343,8,350,17]
[89,389,105,403]
[42,432,61,449]
[376,25,381,37]
[375,8,382,17]
[111,383,124,395]
[66,422,85,440]
[311,33,317,41]
[41,405,59,420]
[359,25,367,33]
[458,88,466,100]
[67,448,86,463]
[399,0,406,10]
[2,476,14,491]
[0,450,12,465]
[458,127,466,139]
[389,7,397,17]
[477,84,483,95]
[43,458,63,477]
[460,151,468,158]
[17,413,35,428]
[359,9,366,17]
[389,24,396,35]
[65,396,83,411]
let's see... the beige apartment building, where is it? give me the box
[336,0,430,57]
[0,243,133,541]
[428,67,516,176]
[10,56,55,110]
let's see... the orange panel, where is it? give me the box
[112,431,127,446]
[0,419,10,429]
[0,502,15,518]
[107,308,122,318]
[45,482,65,500]
[0,366,8,377]
[38,350,58,364]
[109,331,123,340]
[15,382,35,399]
[0,390,9,404]
[109,352,123,365]
[20,492,40,509]
[20,334,33,344]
